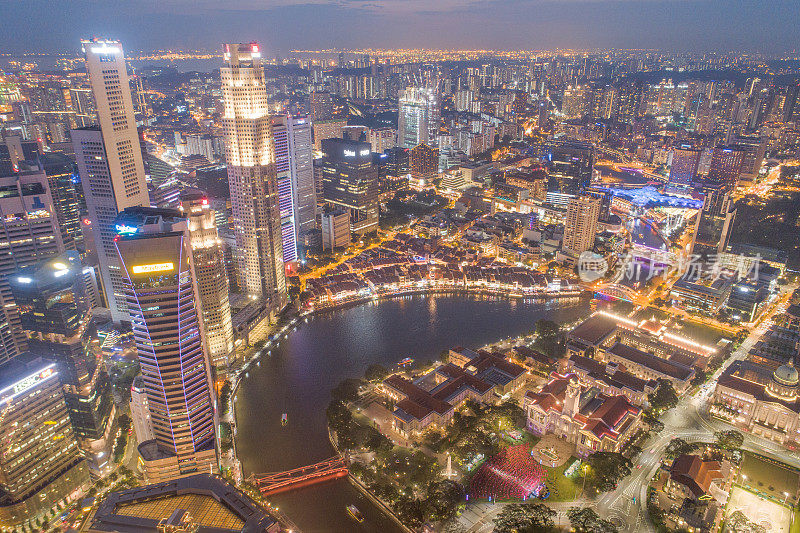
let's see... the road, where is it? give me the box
[457,284,795,533]
[597,288,795,532]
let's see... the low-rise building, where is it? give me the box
[600,342,695,393]
[523,373,643,456]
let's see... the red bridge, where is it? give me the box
[253,456,348,496]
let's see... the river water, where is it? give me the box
[234,293,590,532]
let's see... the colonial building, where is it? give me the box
[710,360,800,446]
[523,373,643,456]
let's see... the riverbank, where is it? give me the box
[231,294,592,533]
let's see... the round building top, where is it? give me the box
[773,363,799,387]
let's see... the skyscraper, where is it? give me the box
[563,195,602,256]
[272,114,316,259]
[0,354,89,526]
[706,146,744,188]
[321,138,379,235]
[9,252,115,476]
[114,207,217,483]
[398,87,440,149]
[409,143,439,187]
[221,43,286,308]
[0,159,65,364]
[72,38,149,323]
[691,182,736,257]
[180,189,234,368]
[669,144,702,186]
[39,152,82,251]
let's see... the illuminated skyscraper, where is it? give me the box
[114,207,218,483]
[706,146,745,188]
[272,114,316,262]
[0,158,65,364]
[563,195,602,256]
[221,42,286,308]
[321,138,379,235]
[180,189,234,368]
[9,252,115,477]
[691,182,736,257]
[669,144,702,186]
[72,38,149,323]
[0,354,89,526]
[398,87,439,149]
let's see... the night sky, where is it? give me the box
[2,0,798,55]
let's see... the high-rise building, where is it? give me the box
[309,91,334,122]
[368,127,396,154]
[39,152,82,251]
[321,207,351,251]
[0,354,89,526]
[272,114,316,259]
[179,189,234,368]
[72,38,149,323]
[731,135,767,182]
[706,146,745,188]
[691,182,736,257]
[409,143,439,187]
[312,118,347,151]
[562,195,602,256]
[221,43,286,308]
[114,207,218,483]
[669,144,702,186]
[321,138,379,235]
[0,161,65,364]
[398,87,439,149]
[9,252,115,476]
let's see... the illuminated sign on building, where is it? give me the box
[132,262,174,275]
[115,224,138,234]
[0,365,57,405]
[343,150,356,157]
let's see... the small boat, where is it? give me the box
[281,413,288,426]
[398,357,414,367]
[346,505,364,522]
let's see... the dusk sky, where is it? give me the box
[2,0,799,55]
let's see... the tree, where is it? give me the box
[714,430,744,451]
[648,379,679,413]
[326,400,352,431]
[567,507,618,533]
[664,438,696,460]
[494,502,557,533]
[331,378,362,403]
[117,413,131,433]
[423,480,465,522]
[586,452,632,492]
[725,510,766,533]
[364,364,389,382]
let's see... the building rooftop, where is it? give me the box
[87,474,278,533]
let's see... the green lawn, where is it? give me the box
[543,457,583,502]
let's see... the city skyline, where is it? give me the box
[1,0,800,55]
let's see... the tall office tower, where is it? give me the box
[309,91,334,122]
[546,139,595,194]
[321,138,379,235]
[731,135,767,182]
[39,152,82,250]
[0,354,89,526]
[409,143,439,187]
[0,161,65,364]
[669,144,702,186]
[9,252,115,477]
[179,189,234,368]
[114,207,218,483]
[562,86,589,118]
[72,38,149,323]
[706,146,745,188]
[272,114,316,252]
[691,182,736,257]
[398,87,439,149]
[221,43,286,307]
[562,195,602,256]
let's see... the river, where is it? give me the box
[233,293,590,533]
